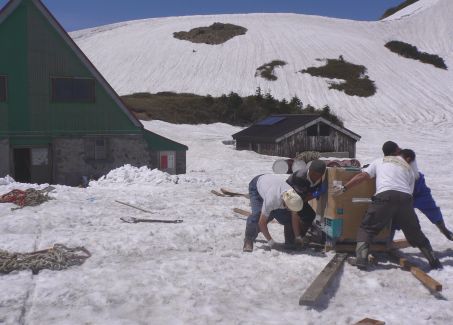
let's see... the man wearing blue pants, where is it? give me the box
[243,174,306,252]
[383,141,453,240]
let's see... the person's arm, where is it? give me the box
[332,172,371,196]
[344,172,371,190]
[291,211,301,238]
[258,213,272,241]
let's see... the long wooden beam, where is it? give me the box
[389,251,442,292]
[299,253,347,306]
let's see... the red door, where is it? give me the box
[160,155,168,169]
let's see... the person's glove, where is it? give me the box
[331,184,347,197]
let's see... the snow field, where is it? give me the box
[1,119,452,324]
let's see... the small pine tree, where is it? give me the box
[290,96,303,110]
[305,104,315,113]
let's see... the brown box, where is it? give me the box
[311,167,391,243]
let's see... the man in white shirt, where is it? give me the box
[333,149,442,270]
[383,141,453,240]
[243,174,304,252]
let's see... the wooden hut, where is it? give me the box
[232,115,360,158]
[0,0,187,185]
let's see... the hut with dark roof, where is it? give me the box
[232,115,360,158]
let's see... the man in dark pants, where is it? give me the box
[243,174,304,252]
[285,160,327,245]
[383,141,453,240]
[333,149,442,270]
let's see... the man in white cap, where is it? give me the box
[243,174,305,252]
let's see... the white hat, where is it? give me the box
[282,189,303,212]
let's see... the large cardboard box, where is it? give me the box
[311,167,391,244]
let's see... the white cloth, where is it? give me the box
[257,174,292,217]
[411,159,420,180]
[363,156,415,195]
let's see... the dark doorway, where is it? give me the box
[13,148,31,183]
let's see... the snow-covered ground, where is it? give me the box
[1,0,453,324]
[1,119,453,324]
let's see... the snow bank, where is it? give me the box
[89,165,178,187]
[0,175,15,186]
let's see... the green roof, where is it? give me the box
[143,129,188,151]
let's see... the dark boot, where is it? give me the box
[436,220,453,241]
[243,239,253,252]
[355,242,370,270]
[419,244,443,270]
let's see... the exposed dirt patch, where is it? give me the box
[173,22,247,45]
[385,40,448,70]
[300,56,376,97]
[255,60,287,81]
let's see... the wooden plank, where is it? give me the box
[391,239,410,250]
[355,318,385,325]
[390,251,442,292]
[332,243,389,253]
[233,208,251,217]
[299,253,347,306]
[211,190,227,197]
[220,188,250,198]
[410,267,442,292]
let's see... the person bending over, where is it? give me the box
[243,174,304,252]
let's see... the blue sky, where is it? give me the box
[0,0,404,31]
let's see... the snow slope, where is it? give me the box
[71,0,453,126]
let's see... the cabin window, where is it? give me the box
[0,76,7,102]
[307,124,318,136]
[319,123,330,136]
[85,138,108,160]
[51,77,95,103]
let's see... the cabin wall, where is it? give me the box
[176,150,186,175]
[52,135,153,186]
[236,128,356,158]
[0,138,9,177]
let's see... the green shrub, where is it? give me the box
[173,23,247,45]
[121,90,343,127]
[256,60,287,81]
[385,41,448,70]
[301,56,376,97]
[380,0,419,20]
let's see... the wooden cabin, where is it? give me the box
[232,115,360,158]
[0,0,187,186]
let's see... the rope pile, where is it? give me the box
[0,244,91,275]
[0,189,53,210]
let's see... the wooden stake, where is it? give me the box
[233,208,251,217]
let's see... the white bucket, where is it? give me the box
[291,160,307,173]
[272,159,290,174]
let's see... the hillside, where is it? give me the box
[71,0,452,126]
